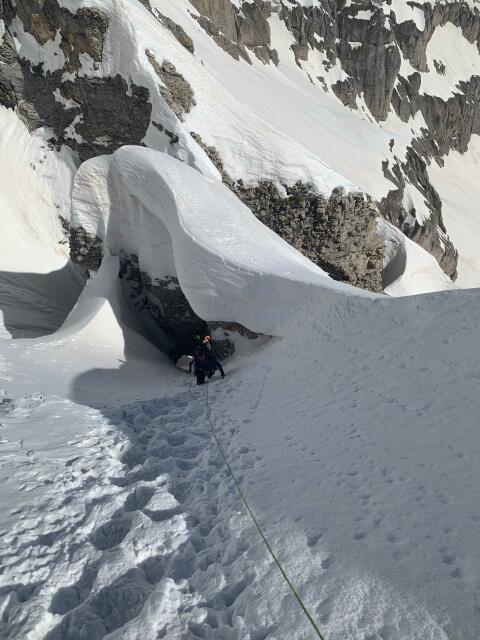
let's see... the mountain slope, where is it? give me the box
[1,147,480,639]
[3,0,480,291]
[1,2,480,639]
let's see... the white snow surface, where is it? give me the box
[1,242,480,640]
[0,107,83,338]
[1,143,480,639]
[420,23,480,100]
[379,218,454,296]
[8,0,463,289]
[71,146,357,338]
[429,135,480,288]
[3,1,480,636]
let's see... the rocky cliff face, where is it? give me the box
[119,253,209,359]
[379,149,458,280]
[0,0,206,163]
[188,0,479,281]
[1,0,142,160]
[3,0,478,346]
[235,182,384,291]
[191,0,278,64]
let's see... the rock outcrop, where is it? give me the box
[0,0,152,160]
[119,253,208,359]
[380,143,458,280]
[155,11,195,54]
[69,226,103,273]
[235,181,384,292]
[5,0,108,70]
[190,0,278,65]
[279,1,401,120]
[192,132,385,292]
[146,51,195,121]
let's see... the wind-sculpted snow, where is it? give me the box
[71,146,366,339]
[2,0,469,290]
[1,241,480,638]
[2,1,480,638]
[0,107,83,338]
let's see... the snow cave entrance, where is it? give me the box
[116,213,208,362]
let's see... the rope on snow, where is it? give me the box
[204,382,326,640]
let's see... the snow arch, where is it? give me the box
[71,146,367,354]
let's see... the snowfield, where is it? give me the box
[2,0,480,633]
[6,0,470,288]
[1,146,480,639]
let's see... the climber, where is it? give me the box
[203,335,225,378]
[189,341,212,385]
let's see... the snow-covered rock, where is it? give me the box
[70,146,355,355]
[3,0,477,291]
[1,184,480,638]
[2,7,480,635]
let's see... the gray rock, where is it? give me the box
[69,226,103,273]
[19,65,152,161]
[191,131,385,291]
[0,30,21,109]
[146,51,195,121]
[118,254,208,360]
[279,1,400,120]
[190,0,278,65]
[137,1,195,53]
[379,154,458,280]
[235,181,385,292]
[136,0,152,10]
[189,131,234,184]
[0,1,153,160]
[6,0,108,71]
[154,11,195,53]
[332,77,358,111]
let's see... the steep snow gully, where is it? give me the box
[1,149,480,640]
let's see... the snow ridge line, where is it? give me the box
[205,382,326,640]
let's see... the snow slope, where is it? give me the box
[1,144,480,639]
[3,0,467,292]
[153,0,396,196]
[152,0,476,285]
[0,107,82,338]
[429,136,480,289]
[381,220,454,296]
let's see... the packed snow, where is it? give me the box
[2,0,480,637]
[1,145,480,639]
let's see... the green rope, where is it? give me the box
[205,383,326,640]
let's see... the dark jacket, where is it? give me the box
[190,344,214,375]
